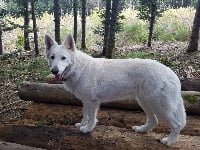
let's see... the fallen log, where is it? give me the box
[181,78,200,91]
[18,82,200,115]
[0,141,44,150]
[46,74,200,92]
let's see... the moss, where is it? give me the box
[183,95,198,104]
[34,120,54,127]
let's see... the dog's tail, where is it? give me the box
[176,95,186,130]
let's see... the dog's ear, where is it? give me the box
[63,33,76,51]
[45,35,56,50]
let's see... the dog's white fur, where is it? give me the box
[45,34,186,145]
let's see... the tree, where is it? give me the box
[31,0,39,56]
[23,0,31,50]
[0,0,6,54]
[106,0,120,58]
[73,0,78,43]
[187,0,200,52]
[0,29,2,55]
[147,0,157,47]
[54,0,61,44]
[102,0,121,58]
[81,0,87,49]
[102,0,111,56]
[137,0,165,47]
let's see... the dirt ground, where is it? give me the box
[0,103,200,150]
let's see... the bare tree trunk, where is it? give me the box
[81,0,87,49]
[107,0,120,58]
[73,0,78,43]
[54,0,61,44]
[0,30,3,55]
[102,0,111,57]
[187,0,200,52]
[23,0,31,50]
[147,0,157,47]
[31,1,39,56]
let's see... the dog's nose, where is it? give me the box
[51,67,59,75]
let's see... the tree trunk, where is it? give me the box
[31,1,39,56]
[102,0,111,57]
[181,78,200,91]
[187,0,200,52]
[0,30,3,55]
[147,0,157,47]
[54,0,61,44]
[23,0,31,50]
[73,0,78,43]
[81,0,87,49]
[106,0,120,58]
[18,82,200,115]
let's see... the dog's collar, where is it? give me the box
[61,64,73,81]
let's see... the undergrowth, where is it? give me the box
[0,50,50,85]
[2,7,195,53]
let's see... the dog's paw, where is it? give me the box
[80,126,92,133]
[75,123,82,128]
[132,125,147,132]
[160,137,175,146]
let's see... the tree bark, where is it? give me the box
[181,78,200,91]
[31,1,39,56]
[187,0,200,52]
[106,0,120,59]
[18,82,200,115]
[102,0,111,57]
[23,0,31,50]
[147,0,157,47]
[54,0,61,44]
[81,0,87,49]
[0,141,44,150]
[0,30,3,55]
[73,0,78,43]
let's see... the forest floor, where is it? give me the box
[0,103,200,149]
[0,42,200,149]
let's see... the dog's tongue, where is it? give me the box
[55,74,61,80]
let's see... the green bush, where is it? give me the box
[154,21,189,42]
[116,52,155,59]
[123,23,148,44]
[15,34,24,50]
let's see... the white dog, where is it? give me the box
[45,34,186,145]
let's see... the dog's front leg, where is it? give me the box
[79,101,100,133]
[75,102,89,128]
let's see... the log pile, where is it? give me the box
[18,81,200,115]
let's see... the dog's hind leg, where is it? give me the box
[132,101,158,132]
[159,97,186,145]
[80,101,100,133]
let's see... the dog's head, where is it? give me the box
[45,33,76,80]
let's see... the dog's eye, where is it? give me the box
[50,56,55,60]
[61,56,66,60]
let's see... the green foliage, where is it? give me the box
[136,0,166,21]
[34,119,54,127]
[183,95,198,104]
[0,50,50,85]
[157,56,179,68]
[153,7,194,42]
[1,7,196,52]
[116,52,155,59]
[154,22,189,42]
[93,7,125,36]
[124,23,148,44]
[15,33,24,50]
